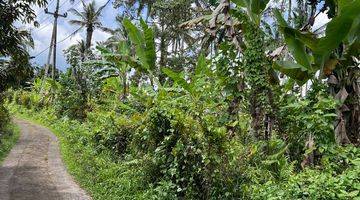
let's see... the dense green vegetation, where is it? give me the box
[0,122,20,164]
[1,0,360,199]
[0,95,20,163]
[7,85,360,199]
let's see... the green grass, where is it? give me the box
[7,103,360,199]
[9,105,153,200]
[0,122,20,164]
[9,109,98,196]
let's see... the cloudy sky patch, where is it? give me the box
[30,0,118,70]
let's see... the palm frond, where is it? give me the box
[69,20,86,26]
[95,0,111,17]
[68,8,86,21]
[71,27,85,36]
[97,26,114,33]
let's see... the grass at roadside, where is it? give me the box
[8,104,152,200]
[6,101,360,199]
[0,123,20,164]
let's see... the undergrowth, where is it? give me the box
[7,99,360,200]
[9,104,155,200]
[0,123,20,164]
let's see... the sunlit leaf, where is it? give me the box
[123,18,149,70]
[162,68,191,92]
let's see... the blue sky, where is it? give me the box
[29,0,119,71]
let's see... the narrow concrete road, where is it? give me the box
[0,119,91,200]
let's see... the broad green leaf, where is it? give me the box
[347,15,360,44]
[162,68,191,92]
[249,0,270,15]
[116,55,143,70]
[123,18,149,70]
[284,78,296,91]
[195,54,208,76]
[117,40,129,56]
[273,9,287,27]
[283,28,311,69]
[96,45,111,54]
[273,61,311,85]
[140,19,156,71]
[274,9,318,50]
[315,0,360,56]
[337,0,357,11]
[274,9,313,68]
[290,29,319,51]
[232,0,269,25]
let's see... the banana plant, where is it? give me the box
[92,18,158,95]
[273,0,360,145]
[122,18,157,88]
[162,54,211,97]
[88,40,132,100]
[273,0,360,85]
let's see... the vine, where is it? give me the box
[242,15,274,140]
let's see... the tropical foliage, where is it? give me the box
[2,0,360,199]
[69,0,112,49]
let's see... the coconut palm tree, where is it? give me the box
[68,0,111,50]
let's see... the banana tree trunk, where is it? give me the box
[329,63,359,145]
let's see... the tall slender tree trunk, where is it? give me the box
[288,0,292,24]
[243,18,273,140]
[86,27,93,50]
[121,72,128,101]
[159,26,167,85]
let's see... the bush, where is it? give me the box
[128,87,249,199]
[0,94,10,134]
[278,85,338,166]
[86,111,137,156]
[6,75,359,200]
[252,146,360,199]
[54,72,88,120]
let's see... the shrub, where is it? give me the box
[128,87,247,199]
[87,111,137,156]
[0,95,10,134]
[54,72,88,120]
[278,85,338,166]
[251,146,360,199]
[6,73,359,200]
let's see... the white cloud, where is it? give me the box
[96,0,110,5]
[30,0,118,70]
[93,30,111,43]
[312,12,331,32]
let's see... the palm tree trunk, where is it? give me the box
[288,0,292,24]
[86,28,93,49]
[159,31,167,85]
